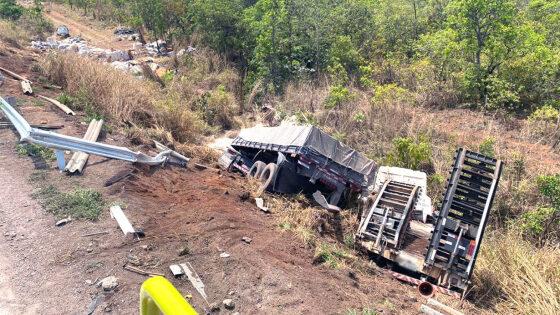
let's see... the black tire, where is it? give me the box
[258,163,278,193]
[248,161,266,178]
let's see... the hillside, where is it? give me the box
[0,0,559,314]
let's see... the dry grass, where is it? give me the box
[472,228,560,314]
[0,20,28,48]
[41,53,158,124]
[40,53,210,145]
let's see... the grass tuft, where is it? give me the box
[32,185,105,220]
[16,143,55,161]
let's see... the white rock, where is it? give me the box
[100,276,118,291]
[223,299,235,310]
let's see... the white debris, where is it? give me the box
[179,263,208,302]
[220,252,231,258]
[109,205,136,235]
[223,299,235,310]
[100,276,118,291]
[255,197,269,213]
[169,264,184,277]
[31,36,130,62]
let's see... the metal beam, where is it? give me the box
[0,96,189,166]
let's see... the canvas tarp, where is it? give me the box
[235,125,376,178]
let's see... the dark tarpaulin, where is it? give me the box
[236,125,376,180]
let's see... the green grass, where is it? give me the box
[314,243,353,269]
[32,185,105,220]
[345,308,378,315]
[16,143,55,161]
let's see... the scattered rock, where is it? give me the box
[85,279,93,285]
[178,245,190,256]
[220,252,230,258]
[100,276,118,291]
[127,254,141,266]
[228,290,235,296]
[55,217,72,227]
[86,248,93,253]
[238,191,250,202]
[209,302,220,312]
[194,163,209,170]
[241,236,252,244]
[223,299,235,310]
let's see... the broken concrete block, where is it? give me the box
[169,264,184,277]
[241,236,252,244]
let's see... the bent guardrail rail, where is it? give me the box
[0,96,189,166]
[140,276,198,315]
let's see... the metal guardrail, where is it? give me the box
[0,96,189,166]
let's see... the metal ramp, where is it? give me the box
[357,181,419,250]
[425,148,503,289]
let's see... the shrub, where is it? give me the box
[0,0,23,20]
[529,105,560,123]
[325,85,354,109]
[521,207,557,237]
[19,4,53,38]
[478,137,496,158]
[371,84,411,107]
[526,105,560,148]
[537,174,560,207]
[386,136,432,170]
[204,85,239,130]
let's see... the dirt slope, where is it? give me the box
[0,42,430,314]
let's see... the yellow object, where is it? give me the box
[140,276,198,315]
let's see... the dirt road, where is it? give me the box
[42,3,131,50]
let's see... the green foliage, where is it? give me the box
[61,0,560,112]
[294,111,318,125]
[16,143,55,161]
[345,308,378,315]
[522,174,560,240]
[33,185,104,220]
[537,174,560,207]
[313,243,352,269]
[386,136,432,170]
[325,85,353,109]
[193,85,238,130]
[371,84,411,106]
[478,137,496,158]
[521,207,557,236]
[0,0,22,20]
[529,105,560,122]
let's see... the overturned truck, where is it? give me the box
[220,125,377,209]
[221,126,503,295]
[357,149,502,295]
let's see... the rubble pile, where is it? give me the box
[31,37,131,62]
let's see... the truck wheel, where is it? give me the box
[258,163,278,193]
[248,161,266,178]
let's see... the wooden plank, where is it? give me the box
[36,94,75,115]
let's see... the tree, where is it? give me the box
[446,0,518,107]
